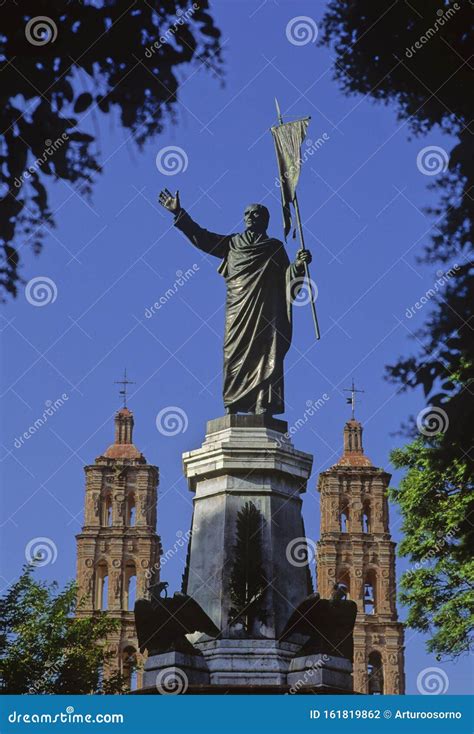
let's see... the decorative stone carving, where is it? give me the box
[355,650,365,663]
[331,498,339,525]
[116,493,125,517]
[374,502,383,523]
[82,568,93,596]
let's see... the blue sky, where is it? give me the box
[1,0,470,694]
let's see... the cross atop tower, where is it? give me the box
[114,369,135,408]
[343,378,364,420]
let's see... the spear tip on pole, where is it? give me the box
[274,97,283,125]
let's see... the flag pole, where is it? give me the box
[274,99,321,340]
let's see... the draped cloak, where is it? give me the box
[174,210,303,415]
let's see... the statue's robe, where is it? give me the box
[174,210,303,415]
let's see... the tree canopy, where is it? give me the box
[0,565,127,694]
[0,0,222,300]
[320,0,473,658]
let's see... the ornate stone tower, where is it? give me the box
[75,405,161,689]
[316,413,405,694]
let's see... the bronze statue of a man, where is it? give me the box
[159,189,312,416]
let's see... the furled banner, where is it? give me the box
[271,117,310,239]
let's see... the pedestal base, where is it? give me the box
[196,638,300,686]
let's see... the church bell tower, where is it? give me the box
[75,392,161,689]
[316,388,405,694]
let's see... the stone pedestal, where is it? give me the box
[182,415,314,638]
[195,639,300,686]
[287,654,353,692]
[142,415,357,694]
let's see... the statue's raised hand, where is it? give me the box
[159,188,181,214]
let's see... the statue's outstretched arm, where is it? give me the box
[158,188,230,258]
[174,209,230,259]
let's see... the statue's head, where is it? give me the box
[244,203,269,234]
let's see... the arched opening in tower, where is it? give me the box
[363,571,376,615]
[96,563,108,610]
[127,495,136,526]
[124,563,137,611]
[368,651,384,694]
[362,503,370,533]
[103,496,112,527]
[340,499,349,532]
[337,569,351,598]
